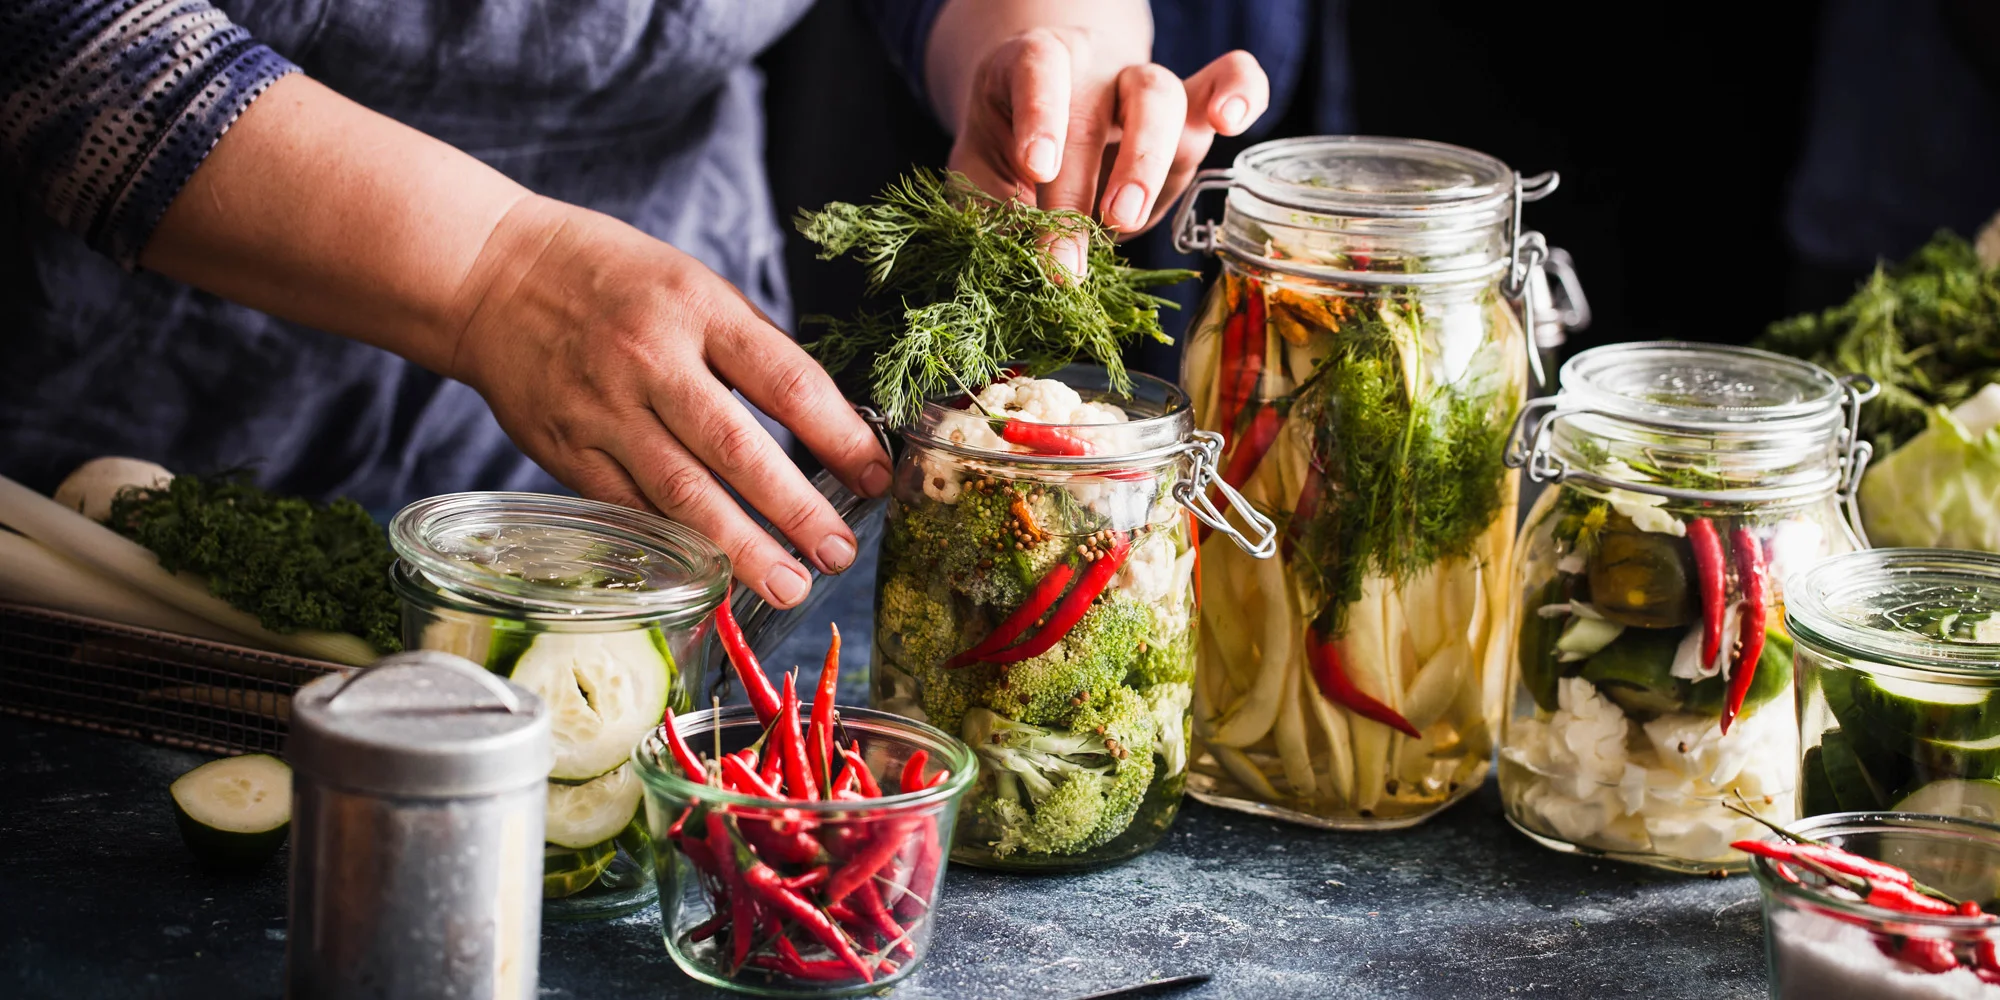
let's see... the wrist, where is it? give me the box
[443,194,575,387]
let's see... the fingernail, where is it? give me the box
[860,462,891,497]
[1052,237,1088,281]
[1025,137,1058,180]
[1109,184,1146,230]
[1219,96,1250,131]
[765,564,810,608]
[816,535,856,574]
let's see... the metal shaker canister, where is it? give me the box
[286,651,552,1000]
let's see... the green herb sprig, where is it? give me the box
[795,169,1194,426]
[1758,232,2000,452]
[108,473,402,654]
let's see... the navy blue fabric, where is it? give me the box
[1786,0,2000,268]
[0,0,939,508]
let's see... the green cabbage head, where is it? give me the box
[1861,383,2000,551]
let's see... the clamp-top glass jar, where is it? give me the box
[390,492,730,918]
[868,364,1274,870]
[1170,136,1576,828]
[1499,343,1875,873]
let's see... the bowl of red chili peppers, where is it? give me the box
[633,637,977,997]
[1742,810,2000,998]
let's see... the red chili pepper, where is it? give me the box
[1731,840,1918,888]
[1281,452,1325,562]
[895,817,941,920]
[1879,935,1960,973]
[716,587,782,727]
[832,763,860,797]
[660,707,708,784]
[854,880,915,958]
[900,750,929,796]
[1966,901,1989,918]
[777,673,817,801]
[947,562,1076,667]
[1187,509,1203,609]
[1236,277,1267,427]
[997,419,1094,456]
[782,864,830,893]
[981,533,1132,664]
[734,854,872,981]
[825,816,922,907]
[1216,308,1250,450]
[1721,528,1769,735]
[845,743,882,798]
[808,623,841,789]
[1687,518,1726,669]
[1977,938,2000,977]
[1307,628,1422,738]
[706,811,757,971]
[686,913,727,943]
[1869,881,1961,916]
[722,755,782,799]
[1221,405,1283,491]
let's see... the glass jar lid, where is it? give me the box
[1510,342,1870,507]
[1231,135,1514,221]
[902,364,1193,468]
[1788,548,2000,676]
[389,492,730,623]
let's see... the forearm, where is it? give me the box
[924,0,1153,133]
[138,74,545,377]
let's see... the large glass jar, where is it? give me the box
[1500,343,1874,873]
[389,492,729,918]
[1170,136,1559,828]
[868,364,1273,870]
[1790,548,2000,823]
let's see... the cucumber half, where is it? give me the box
[170,754,292,869]
[546,764,644,849]
[508,629,674,781]
[1913,731,2000,781]
[1855,673,2000,743]
[544,841,616,899]
[1895,779,2000,823]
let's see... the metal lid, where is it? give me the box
[288,651,552,797]
[389,492,730,624]
[1231,135,1514,220]
[1559,342,1847,435]
[1788,548,2000,677]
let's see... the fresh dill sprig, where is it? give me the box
[795,169,1196,426]
[1757,231,2000,452]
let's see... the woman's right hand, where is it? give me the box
[448,196,891,609]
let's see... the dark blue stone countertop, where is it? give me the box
[0,543,1771,999]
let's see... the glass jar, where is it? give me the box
[1748,812,2000,998]
[389,491,729,919]
[1499,343,1875,873]
[1169,135,1566,828]
[867,364,1273,870]
[1790,549,2000,822]
[634,705,977,997]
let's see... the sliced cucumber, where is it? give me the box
[1579,627,1685,718]
[169,754,291,869]
[508,629,673,781]
[545,764,644,849]
[1895,779,2000,823]
[1913,731,2000,781]
[1855,673,2000,743]
[1800,745,1838,817]
[1820,729,1889,812]
[544,841,616,899]
[1518,579,1569,713]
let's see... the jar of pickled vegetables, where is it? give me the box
[389,492,730,918]
[1790,548,2000,824]
[868,364,1274,870]
[1169,135,1568,828]
[1500,343,1875,873]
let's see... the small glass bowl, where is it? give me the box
[633,706,977,997]
[1748,812,2000,998]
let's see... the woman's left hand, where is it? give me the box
[927,1,1270,275]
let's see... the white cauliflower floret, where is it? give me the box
[1115,530,1178,604]
[1522,781,1623,842]
[1596,460,1686,537]
[1643,712,1759,787]
[1643,812,1760,862]
[1546,677,1631,798]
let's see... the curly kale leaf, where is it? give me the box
[108,473,401,653]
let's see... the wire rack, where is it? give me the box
[0,602,349,756]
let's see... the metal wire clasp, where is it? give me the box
[1171,168,1237,255]
[1173,431,1278,558]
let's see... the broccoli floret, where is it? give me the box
[1127,619,1195,687]
[908,658,995,735]
[961,687,1159,857]
[892,484,1071,610]
[1140,682,1192,777]
[875,573,959,670]
[978,592,1153,725]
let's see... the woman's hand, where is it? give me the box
[927,0,1270,275]
[449,197,892,608]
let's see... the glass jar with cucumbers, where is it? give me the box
[390,492,730,919]
[1500,343,1876,873]
[1789,548,2000,826]
[1168,136,1578,828]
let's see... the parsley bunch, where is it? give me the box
[795,169,1194,426]
[108,474,402,654]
